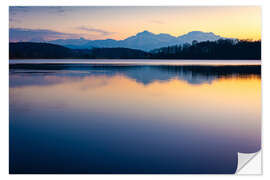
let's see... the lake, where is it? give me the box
[9,60,261,174]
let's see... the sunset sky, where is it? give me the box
[9,6,261,42]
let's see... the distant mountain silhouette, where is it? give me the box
[177,31,222,44]
[48,30,225,51]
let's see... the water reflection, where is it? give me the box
[9,64,261,174]
[10,64,260,86]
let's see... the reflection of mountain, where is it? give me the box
[10,64,261,87]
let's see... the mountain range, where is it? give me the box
[48,30,226,51]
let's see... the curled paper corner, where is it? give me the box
[236,150,262,175]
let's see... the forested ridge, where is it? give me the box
[10,39,261,60]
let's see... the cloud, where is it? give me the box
[9,7,30,23]
[9,7,73,26]
[9,28,81,42]
[10,6,30,14]
[47,7,73,15]
[10,6,71,14]
[9,7,72,23]
[77,26,114,36]
[9,17,21,23]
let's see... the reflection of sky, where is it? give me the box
[9,6,261,41]
[9,67,261,173]
[9,69,216,87]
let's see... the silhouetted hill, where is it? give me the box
[9,42,74,59]
[88,48,149,59]
[9,42,149,59]
[150,39,261,60]
[9,40,261,60]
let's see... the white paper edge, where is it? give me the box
[236,150,262,175]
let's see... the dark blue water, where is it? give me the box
[9,61,261,174]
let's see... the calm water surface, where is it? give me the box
[9,60,261,174]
